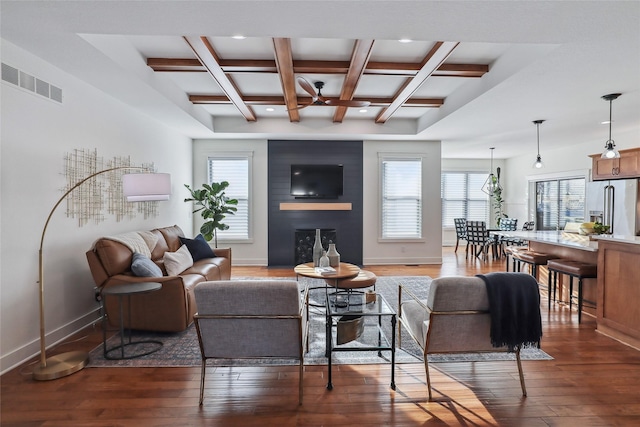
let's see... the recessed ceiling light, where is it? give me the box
[265,107,275,112]
[398,38,413,43]
[232,35,246,40]
[359,109,368,113]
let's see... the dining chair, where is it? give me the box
[465,221,494,260]
[497,218,518,256]
[453,218,468,253]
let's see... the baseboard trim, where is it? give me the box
[0,307,101,376]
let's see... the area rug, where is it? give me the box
[87,276,552,367]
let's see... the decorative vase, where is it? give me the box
[319,250,330,268]
[327,243,340,267]
[312,228,323,267]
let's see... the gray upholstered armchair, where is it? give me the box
[193,280,309,405]
[398,274,541,401]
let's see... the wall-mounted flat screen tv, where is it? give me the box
[290,164,343,199]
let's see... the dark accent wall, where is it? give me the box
[268,140,364,267]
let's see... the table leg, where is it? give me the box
[377,312,383,357]
[326,311,333,390]
[118,295,125,359]
[390,315,396,390]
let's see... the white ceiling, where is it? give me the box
[1,1,639,160]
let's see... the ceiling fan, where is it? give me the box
[293,77,371,110]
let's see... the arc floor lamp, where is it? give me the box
[33,167,171,381]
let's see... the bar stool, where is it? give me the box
[504,245,526,272]
[546,259,597,323]
[512,250,559,282]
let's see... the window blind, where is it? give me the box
[381,158,422,238]
[207,157,250,240]
[441,172,489,227]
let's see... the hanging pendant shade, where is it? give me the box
[601,93,622,159]
[482,147,501,195]
[532,120,545,169]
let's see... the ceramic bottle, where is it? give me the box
[319,250,330,267]
[312,228,323,267]
[327,243,340,267]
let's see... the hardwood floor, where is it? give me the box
[3,248,640,426]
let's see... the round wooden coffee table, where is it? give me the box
[294,262,360,286]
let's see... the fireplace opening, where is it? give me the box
[294,228,336,265]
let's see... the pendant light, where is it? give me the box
[601,93,622,159]
[482,147,501,195]
[532,119,545,169]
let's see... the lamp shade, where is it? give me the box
[122,173,171,201]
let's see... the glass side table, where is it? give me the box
[101,282,163,360]
[325,292,396,391]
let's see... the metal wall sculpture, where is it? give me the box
[63,148,160,226]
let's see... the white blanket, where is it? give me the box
[99,231,158,258]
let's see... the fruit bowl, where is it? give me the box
[579,226,594,235]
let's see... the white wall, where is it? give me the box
[363,140,442,265]
[191,139,269,265]
[0,40,193,373]
[191,139,442,265]
[503,130,640,225]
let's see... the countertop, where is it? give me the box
[494,230,599,252]
[589,234,640,246]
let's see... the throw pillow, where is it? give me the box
[131,253,163,277]
[179,234,215,262]
[163,244,194,276]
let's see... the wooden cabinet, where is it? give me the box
[590,147,640,180]
[596,239,640,350]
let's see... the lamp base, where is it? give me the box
[32,351,89,381]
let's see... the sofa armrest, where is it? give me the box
[104,274,203,332]
[212,247,231,264]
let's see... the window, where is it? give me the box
[535,177,585,230]
[441,172,489,227]
[380,157,422,239]
[207,154,251,240]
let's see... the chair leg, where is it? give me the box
[568,276,574,311]
[578,278,583,324]
[515,347,527,397]
[199,359,206,405]
[454,238,459,253]
[424,356,433,401]
[299,359,304,405]
[548,269,552,310]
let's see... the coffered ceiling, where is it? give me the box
[141,36,495,123]
[1,1,639,159]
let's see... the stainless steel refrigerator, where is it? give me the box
[586,178,640,236]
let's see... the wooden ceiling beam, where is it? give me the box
[147,57,488,78]
[375,41,459,124]
[272,38,300,122]
[189,94,444,107]
[182,36,256,121]
[333,39,375,122]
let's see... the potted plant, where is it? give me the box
[492,167,508,227]
[184,181,238,247]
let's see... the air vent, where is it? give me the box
[1,62,62,103]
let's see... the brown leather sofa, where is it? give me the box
[86,225,231,332]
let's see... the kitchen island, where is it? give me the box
[591,235,640,350]
[497,230,599,318]
[497,230,640,350]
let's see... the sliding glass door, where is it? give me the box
[535,178,585,230]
